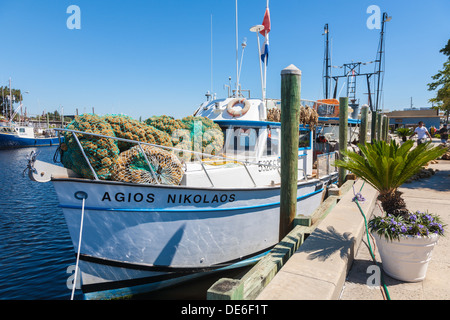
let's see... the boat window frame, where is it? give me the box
[298,127,312,151]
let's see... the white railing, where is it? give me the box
[316,151,338,179]
[55,128,284,187]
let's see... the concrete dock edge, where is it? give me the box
[256,179,378,300]
[206,179,360,300]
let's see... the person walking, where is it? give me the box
[409,121,432,145]
[437,123,448,144]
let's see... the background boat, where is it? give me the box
[0,120,61,149]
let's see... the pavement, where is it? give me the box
[257,147,450,300]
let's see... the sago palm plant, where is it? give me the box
[395,127,413,142]
[335,140,446,217]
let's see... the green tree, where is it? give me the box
[334,140,446,217]
[0,86,22,119]
[428,39,450,123]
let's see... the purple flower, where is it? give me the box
[401,226,407,233]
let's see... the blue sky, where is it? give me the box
[1,0,449,120]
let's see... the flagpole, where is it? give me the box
[257,33,264,100]
[263,0,269,103]
[263,33,268,102]
[251,25,265,100]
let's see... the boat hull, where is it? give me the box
[0,133,60,149]
[54,173,337,299]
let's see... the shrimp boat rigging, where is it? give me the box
[0,79,60,149]
[25,3,339,300]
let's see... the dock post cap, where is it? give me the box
[361,104,369,108]
[281,64,301,76]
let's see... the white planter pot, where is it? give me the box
[372,232,439,282]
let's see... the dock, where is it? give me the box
[208,158,450,300]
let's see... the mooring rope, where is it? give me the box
[352,180,391,300]
[71,192,87,300]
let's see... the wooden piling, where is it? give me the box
[371,110,377,142]
[359,104,369,145]
[207,278,244,300]
[338,97,348,187]
[382,115,389,141]
[377,113,382,141]
[279,64,301,240]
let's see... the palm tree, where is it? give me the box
[335,140,446,216]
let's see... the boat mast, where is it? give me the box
[9,78,12,122]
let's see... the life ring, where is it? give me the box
[226,98,251,117]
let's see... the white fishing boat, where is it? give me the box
[26,114,337,300]
[25,2,340,300]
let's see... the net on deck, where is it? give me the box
[61,114,120,180]
[60,114,225,185]
[111,144,184,185]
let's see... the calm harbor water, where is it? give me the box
[0,146,249,300]
[0,146,81,299]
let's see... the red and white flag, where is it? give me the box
[260,6,270,64]
[259,8,271,36]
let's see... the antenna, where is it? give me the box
[323,24,332,99]
[210,14,214,97]
[237,37,247,95]
[374,12,391,113]
[235,0,239,96]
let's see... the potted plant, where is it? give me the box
[335,140,446,282]
[396,127,413,142]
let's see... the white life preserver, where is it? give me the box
[226,98,251,117]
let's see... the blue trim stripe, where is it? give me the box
[318,117,361,124]
[59,188,324,213]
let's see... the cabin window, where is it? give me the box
[299,129,311,150]
[224,127,260,159]
[266,127,280,157]
[234,127,258,152]
[19,128,25,133]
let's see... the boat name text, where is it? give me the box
[100,192,236,204]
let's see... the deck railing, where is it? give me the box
[55,128,289,187]
[316,151,337,179]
